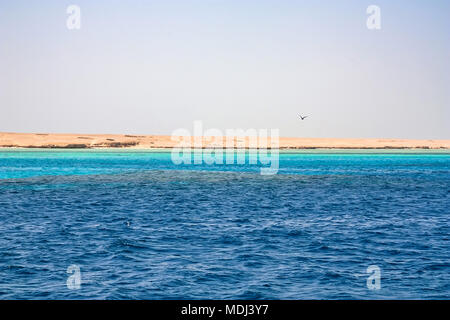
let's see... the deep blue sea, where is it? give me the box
[0,149,449,299]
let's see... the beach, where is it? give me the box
[1,132,449,149]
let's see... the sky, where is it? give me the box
[0,0,449,139]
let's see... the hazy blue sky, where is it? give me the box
[1,0,449,138]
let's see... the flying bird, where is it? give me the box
[298,114,308,120]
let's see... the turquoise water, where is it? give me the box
[0,149,449,299]
[1,148,449,179]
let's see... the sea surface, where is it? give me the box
[0,149,449,299]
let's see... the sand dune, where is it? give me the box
[0,132,449,149]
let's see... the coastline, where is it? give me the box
[1,132,449,150]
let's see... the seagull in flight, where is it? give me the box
[298,114,308,120]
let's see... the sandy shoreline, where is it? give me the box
[0,132,449,150]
